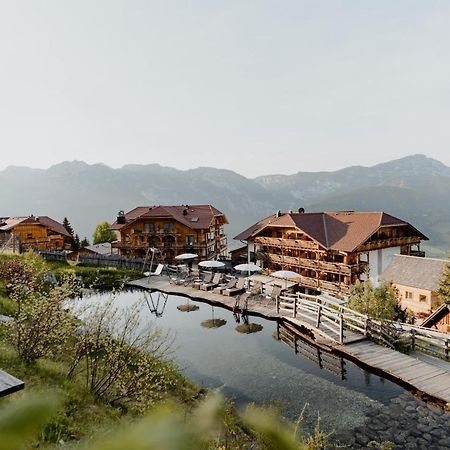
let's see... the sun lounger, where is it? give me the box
[144,263,164,277]
[266,285,283,305]
[223,277,246,296]
[200,273,222,291]
[193,272,213,290]
[213,277,237,294]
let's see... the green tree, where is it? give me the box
[80,236,90,247]
[93,221,116,244]
[62,217,80,251]
[72,233,80,251]
[62,217,74,237]
[437,257,450,303]
[348,279,408,321]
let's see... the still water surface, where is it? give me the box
[86,289,412,434]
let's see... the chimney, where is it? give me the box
[117,210,126,225]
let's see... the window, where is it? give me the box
[405,291,413,300]
[186,235,195,245]
[27,233,32,239]
[419,294,427,303]
[144,223,155,233]
[163,222,174,233]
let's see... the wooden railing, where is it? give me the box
[274,323,346,379]
[254,236,322,251]
[276,293,450,360]
[357,236,421,252]
[260,253,353,276]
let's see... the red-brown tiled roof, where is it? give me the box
[0,216,71,237]
[111,205,227,231]
[233,213,279,241]
[236,211,428,252]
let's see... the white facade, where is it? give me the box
[365,246,401,285]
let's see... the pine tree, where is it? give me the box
[80,237,90,248]
[62,217,74,237]
[437,258,450,303]
[72,234,80,252]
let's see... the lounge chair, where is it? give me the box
[266,285,283,305]
[193,272,213,290]
[170,270,189,285]
[144,263,164,277]
[247,280,263,296]
[213,277,237,294]
[223,277,246,296]
[200,273,222,291]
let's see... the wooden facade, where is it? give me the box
[111,205,228,264]
[0,216,70,251]
[235,211,428,297]
[421,303,450,333]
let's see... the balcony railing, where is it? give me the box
[357,236,421,252]
[257,252,355,276]
[254,236,322,251]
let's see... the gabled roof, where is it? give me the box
[235,210,428,252]
[234,213,279,241]
[84,242,112,255]
[421,302,450,329]
[0,216,71,237]
[380,255,447,292]
[111,205,227,231]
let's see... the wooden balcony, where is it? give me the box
[258,252,353,276]
[254,236,323,251]
[357,236,421,252]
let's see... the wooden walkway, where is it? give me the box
[129,276,450,409]
[0,369,24,398]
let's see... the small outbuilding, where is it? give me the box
[379,255,447,316]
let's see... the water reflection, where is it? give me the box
[91,289,449,438]
[143,291,168,317]
[274,323,346,380]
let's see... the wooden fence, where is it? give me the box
[39,251,155,272]
[276,292,450,360]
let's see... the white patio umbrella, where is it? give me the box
[234,263,262,272]
[198,260,225,270]
[271,270,301,289]
[234,263,262,277]
[175,253,198,260]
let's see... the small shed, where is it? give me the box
[67,242,113,260]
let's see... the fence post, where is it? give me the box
[276,296,279,314]
[339,313,344,344]
[293,297,297,318]
[316,303,322,328]
[411,329,416,352]
[445,339,449,361]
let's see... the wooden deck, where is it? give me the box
[0,369,24,398]
[129,276,450,409]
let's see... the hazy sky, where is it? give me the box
[1,1,449,177]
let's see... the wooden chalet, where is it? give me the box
[111,205,228,263]
[235,210,428,297]
[0,215,70,251]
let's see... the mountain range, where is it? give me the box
[1,154,449,257]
